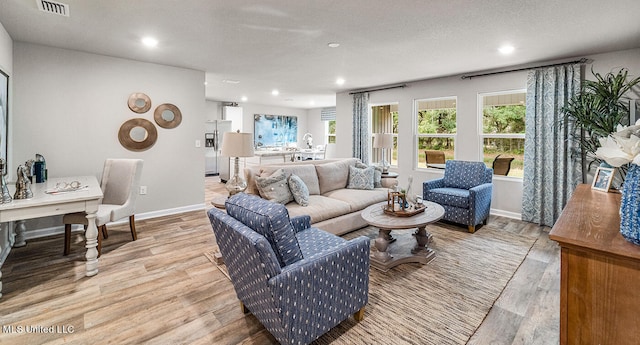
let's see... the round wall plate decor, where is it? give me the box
[118,118,158,151]
[128,93,152,113]
[154,103,182,129]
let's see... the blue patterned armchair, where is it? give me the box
[207,193,370,345]
[422,160,493,233]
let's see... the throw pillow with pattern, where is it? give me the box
[356,161,383,187]
[255,169,294,204]
[347,165,374,190]
[288,174,310,206]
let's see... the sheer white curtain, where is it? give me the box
[522,65,582,226]
[352,92,370,163]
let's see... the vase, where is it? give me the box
[405,175,417,205]
[620,164,640,245]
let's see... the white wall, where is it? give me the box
[336,48,640,218]
[12,42,206,231]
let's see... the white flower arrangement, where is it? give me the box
[595,119,640,167]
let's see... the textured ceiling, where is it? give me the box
[1,0,639,109]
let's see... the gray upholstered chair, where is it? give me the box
[207,193,370,345]
[63,159,143,256]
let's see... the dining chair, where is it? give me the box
[425,150,446,164]
[492,155,515,176]
[63,159,143,256]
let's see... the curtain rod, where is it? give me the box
[349,84,406,95]
[460,58,589,80]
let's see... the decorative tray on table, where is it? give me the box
[382,203,426,217]
[383,190,426,217]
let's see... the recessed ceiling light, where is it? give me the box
[498,45,515,54]
[222,79,240,84]
[328,42,340,48]
[204,81,208,86]
[336,78,345,85]
[310,100,315,106]
[241,96,248,102]
[272,89,279,96]
[141,37,158,48]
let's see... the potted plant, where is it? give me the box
[562,68,640,182]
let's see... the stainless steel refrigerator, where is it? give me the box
[204,120,232,177]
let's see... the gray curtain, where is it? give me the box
[522,65,582,226]
[352,92,370,163]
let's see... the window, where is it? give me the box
[322,107,336,144]
[326,120,336,144]
[371,104,398,167]
[416,98,457,168]
[480,90,526,177]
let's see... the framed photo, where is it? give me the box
[592,167,615,192]
[0,68,7,163]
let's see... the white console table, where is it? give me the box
[0,175,103,298]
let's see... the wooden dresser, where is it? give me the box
[550,184,640,345]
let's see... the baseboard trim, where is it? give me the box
[490,209,521,220]
[23,204,207,240]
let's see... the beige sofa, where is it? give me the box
[245,158,398,235]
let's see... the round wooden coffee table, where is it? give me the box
[361,201,445,271]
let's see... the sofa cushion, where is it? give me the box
[323,188,389,212]
[255,169,294,204]
[286,195,352,224]
[347,165,374,190]
[288,174,309,206]
[260,164,321,195]
[315,159,358,194]
[225,193,303,267]
[443,160,488,190]
[425,187,470,209]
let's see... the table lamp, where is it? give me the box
[221,130,255,196]
[373,133,393,173]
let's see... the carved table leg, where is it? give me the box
[374,229,393,262]
[412,226,434,254]
[13,220,27,247]
[84,211,99,276]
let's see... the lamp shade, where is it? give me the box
[372,133,394,149]
[221,131,254,157]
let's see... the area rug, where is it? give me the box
[206,223,538,345]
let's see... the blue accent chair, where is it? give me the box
[207,193,370,345]
[422,160,493,233]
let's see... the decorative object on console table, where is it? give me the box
[34,153,47,183]
[373,132,393,173]
[221,130,254,196]
[14,165,33,199]
[620,164,640,245]
[0,158,11,203]
[591,166,616,192]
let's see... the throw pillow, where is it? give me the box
[288,174,310,206]
[255,169,294,204]
[356,161,383,188]
[347,165,374,190]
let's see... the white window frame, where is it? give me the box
[414,96,457,170]
[477,89,526,178]
[370,102,399,168]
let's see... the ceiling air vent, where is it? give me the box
[37,0,70,17]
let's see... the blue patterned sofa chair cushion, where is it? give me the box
[225,193,303,266]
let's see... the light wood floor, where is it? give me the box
[0,176,559,344]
